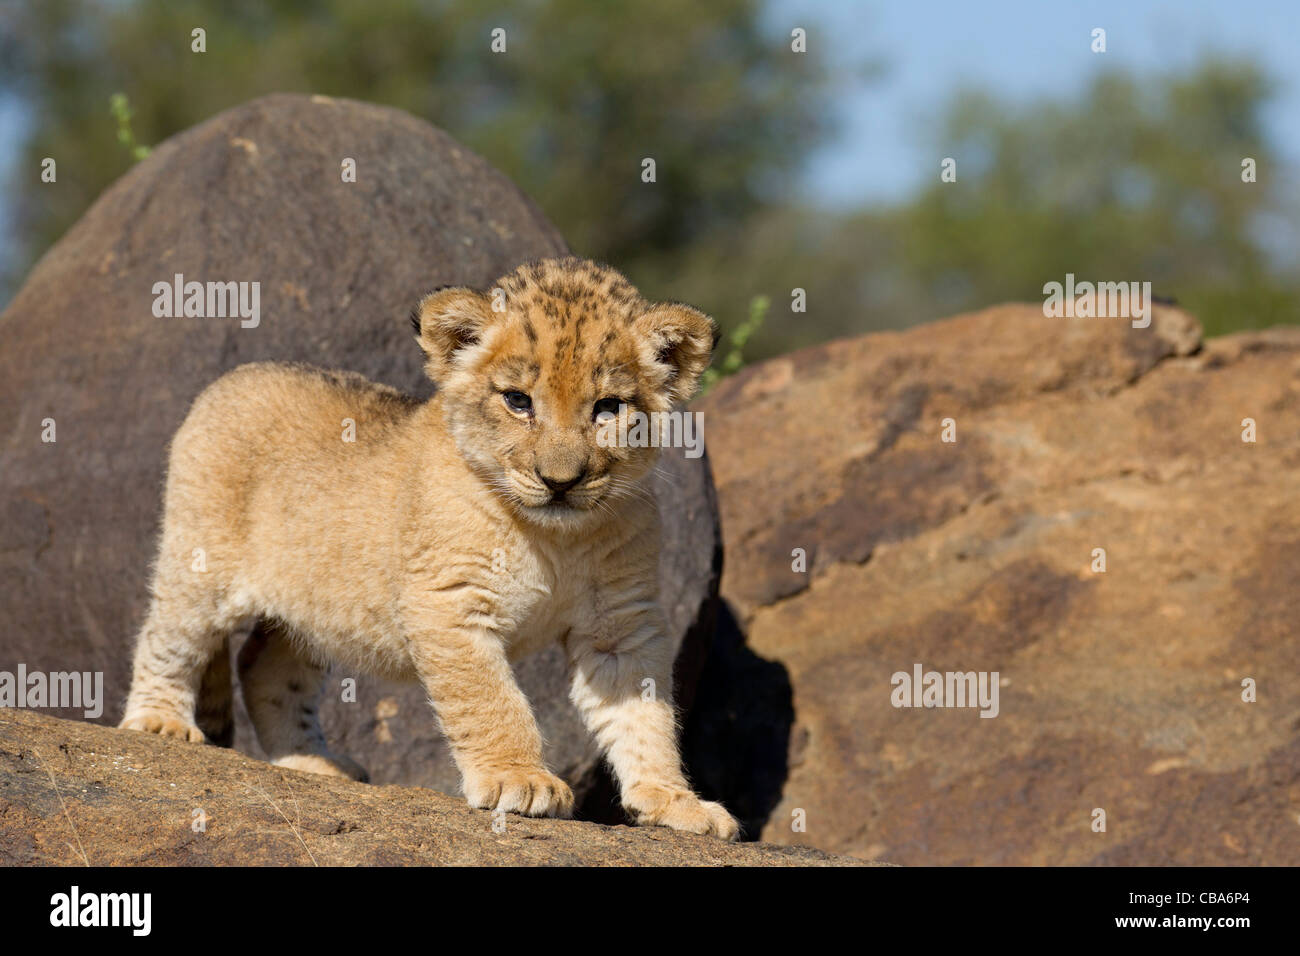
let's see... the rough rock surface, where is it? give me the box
[0,94,721,816]
[688,304,1300,864]
[0,710,863,866]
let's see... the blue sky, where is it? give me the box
[779,0,1300,206]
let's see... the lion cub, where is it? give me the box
[120,257,738,839]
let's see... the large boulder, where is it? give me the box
[0,710,862,865]
[689,304,1300,864]
[0,94,721,817]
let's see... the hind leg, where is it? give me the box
[195,639,234,747]
[237,620,368,782]
[121,594,235,744]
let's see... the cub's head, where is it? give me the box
[413,257,715,529]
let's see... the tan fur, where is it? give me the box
[120,257,738,839]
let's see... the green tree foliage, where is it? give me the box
[656,60,1298,358]
[0,0,832,307]
[891,63,1299,339]
[1,2,1295,360]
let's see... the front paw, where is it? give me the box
[624,784,741,841]
[120,710,206,743]
[463,766,575,819]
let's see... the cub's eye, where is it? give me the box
[503,391,533,413]
[593,397,623,419]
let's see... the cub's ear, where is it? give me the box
[633,302,717,403]
[413,286,492,381]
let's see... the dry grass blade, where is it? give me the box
[31,745,89,865]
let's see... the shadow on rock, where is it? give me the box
[680,600,794,840]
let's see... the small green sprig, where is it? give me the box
[699,293,769,395]
[110,93,151,161]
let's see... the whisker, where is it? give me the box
[649,464,680,488]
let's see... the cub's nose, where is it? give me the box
[538,469,585,497]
